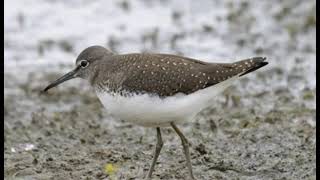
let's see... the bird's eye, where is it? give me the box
[80,60,89,68]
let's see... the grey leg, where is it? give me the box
[171,122,195,180]
[146,127,163,179]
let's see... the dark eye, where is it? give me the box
[80,60,89,68]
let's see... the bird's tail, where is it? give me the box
[231,57,268,77]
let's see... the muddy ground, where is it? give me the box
[4,71,316,180]
[4,0,316,180]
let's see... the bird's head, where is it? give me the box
[43,45,114,92]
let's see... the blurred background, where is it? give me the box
[4,0,316,179]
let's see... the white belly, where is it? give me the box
[96,76,239,127]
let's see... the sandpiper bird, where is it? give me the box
[43,45,268,179]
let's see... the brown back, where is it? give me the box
[93,53,267,97]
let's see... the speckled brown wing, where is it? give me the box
[117,54,267,97]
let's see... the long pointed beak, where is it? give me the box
[42,67,79,92]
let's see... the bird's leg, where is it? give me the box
[146,127,163,179]
[171,122,195,180]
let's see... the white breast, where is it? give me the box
[95,76,239,127]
